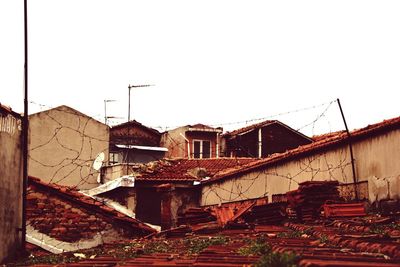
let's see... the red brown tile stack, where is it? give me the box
[177,208,217,226]
[241,202,288,225]
[286,181,340,222]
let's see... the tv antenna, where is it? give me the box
[128,84,154,122]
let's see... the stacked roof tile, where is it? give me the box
[287,181,340,222]
[21,214,400,266]
[241,202,288,225]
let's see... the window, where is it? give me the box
[193,140,211,159]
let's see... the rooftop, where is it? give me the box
[204,115,400,184]
[134,158,260,182]
[28,176,156,242]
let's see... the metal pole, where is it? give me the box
[128,85,131,122]
[127,84,153,122]
[22,0,29,252]
[337,98,359,200]
[104,100,107,124]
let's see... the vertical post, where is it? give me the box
[104,100,107,124]
[128,85,131,122]
[258,128,262,158]
[337,98,359,200]
[22,0,29,252]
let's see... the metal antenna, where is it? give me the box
[128,84,154,122]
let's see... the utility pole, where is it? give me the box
[22,0,29,252]
[337,98,359,200]
[128,84,153,122]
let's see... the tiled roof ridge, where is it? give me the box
[134,158,259,182]
[111,120,161,135]
[204,115,400,184]
[28,176,156,234]
[179,157,258,162]
[222,119,277,137]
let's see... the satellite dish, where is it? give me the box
[93,152,105,171]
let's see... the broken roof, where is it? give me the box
[28,176,156,237]
[21,212,400,266]
[204,115,400,184]
[135,158,259,182]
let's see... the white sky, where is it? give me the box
[1,0,399,136]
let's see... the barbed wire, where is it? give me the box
[25,97,369,254]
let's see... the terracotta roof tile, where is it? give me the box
[136,158,259,182]
[111,120,161,135]
[20,213,400,266]
[28,176,156,242]
[223,119,277,137]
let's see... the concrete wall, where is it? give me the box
[161,127,188,158]
[29,106,109,189]
[0,109,22,263]
[101,164,137,183]
[201,129,400,206]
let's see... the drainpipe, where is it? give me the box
[180,133,190,159]
[258,128,262,158]
[337,98,358,200]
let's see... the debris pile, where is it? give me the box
[177,208,217,226]
[286,181,340,222]
[241,202,288,225]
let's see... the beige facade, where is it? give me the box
[201,127,400,206]
[161,124,222,159]
[0,106,22,263]
[29,106,109,189]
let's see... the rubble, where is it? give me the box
[287,181,341,222]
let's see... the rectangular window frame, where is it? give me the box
[192,139,212,159]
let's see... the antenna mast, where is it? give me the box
[128,84,153,122]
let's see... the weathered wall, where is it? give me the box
[171,187,200,227]
[29,106,109,189]
[101,164,136,183]
[0,109,22,263]
[161,127,187,158]
[201,129,400,206]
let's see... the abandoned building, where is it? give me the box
[3,99,400,265]
[87,158,258,229]
[161,124,223,159]
[0,103,23,264]
[222,119,313,158]
[28,105,110,189]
